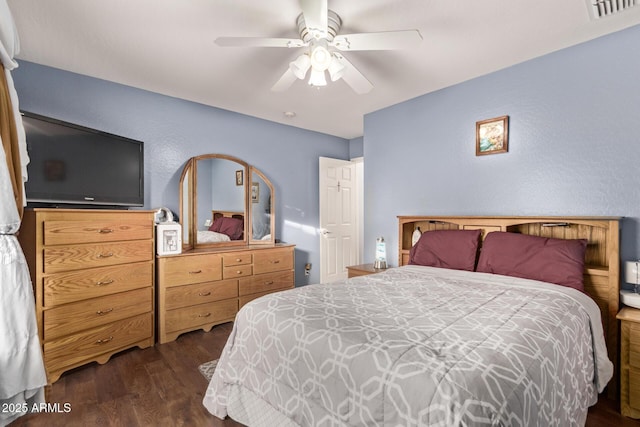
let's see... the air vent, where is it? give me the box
[588,0,639,19]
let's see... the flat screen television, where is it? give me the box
[22,112,144,208]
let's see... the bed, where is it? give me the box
[203,216,620,426]
[197,210,245,243]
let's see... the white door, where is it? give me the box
[319,157,358,282]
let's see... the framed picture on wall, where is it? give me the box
[235,170,243,186]
[476,115,509,156]
[251,182,259,203]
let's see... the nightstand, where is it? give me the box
[618,307,640,418]
[346,263,387,278]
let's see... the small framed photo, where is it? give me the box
[156,223,182,255]
[235,169,243,186]
[251,182,260,203]
[476,115,509,156]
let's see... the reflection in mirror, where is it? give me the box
[194,156,247,246]
[250,167,275,245]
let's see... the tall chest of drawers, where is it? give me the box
[157,244,295,344]
[19,208,155,383]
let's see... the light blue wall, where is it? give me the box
[13,61,350,285]
[363,24,640,269]
[349,136,364,159]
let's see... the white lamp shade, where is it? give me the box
[308,68,327,87]
[309,45,332,71]
[289,54,311,80]
[626,261,640,285]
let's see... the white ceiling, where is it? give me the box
[7,0,640,139]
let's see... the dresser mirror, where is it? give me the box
[249,166,274,245]
[180,154,275,250]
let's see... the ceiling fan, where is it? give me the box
[214,0,422,94]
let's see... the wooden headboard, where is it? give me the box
[398,215,621,399]
[212,210,244,222]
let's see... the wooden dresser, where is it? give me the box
[157,244,295,344]
[19,208,155,383]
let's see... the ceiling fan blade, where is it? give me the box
[299,0,328,37]
[215,37,306,48]
[271,68,299,92]
[331,30,422,51]
[333,53,373,95]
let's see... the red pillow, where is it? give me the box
[475,232,587,291]
[409,229,481,271]
[209,217,244,240]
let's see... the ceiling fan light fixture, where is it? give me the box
[218,4,420,94]
[327,55,345,82]
[309,45,331,71]
[308,68,327,87]
[289,54,311,80]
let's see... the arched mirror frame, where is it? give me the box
[180,154,276,250]
[179,157,194,249]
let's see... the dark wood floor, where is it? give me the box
[10,322,640,427]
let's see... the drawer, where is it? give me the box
[348,270,367,278]
[165,299,238,333]
[239,288,289,309]
[165,279,238,310]
[44,313,152,375]
[223,264,252,279]
[239,271,294,296]
[630,323,640,369]
[158,254,222,287]
[44,262,152,307]
[347,266,376,278]
[222,252,252,267]
[253,248,293,274]
[44,288,152,341]
[44,219,152,245]
[44,240,153,274]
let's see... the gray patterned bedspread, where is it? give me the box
[204,265,612,426]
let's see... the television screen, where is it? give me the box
[22,112,144,208]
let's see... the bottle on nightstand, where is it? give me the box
[374,237,387,269]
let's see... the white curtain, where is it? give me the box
[0,1,47,425]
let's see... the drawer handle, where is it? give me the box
[198,313,211,318]
[98,253,114,258]
[98,228,114,234]
[189,270,202,274]
[96,336,114,344]
[270,260,280,264]
[96,308,114,315]
[198,291,211,297]
[265,281,274,285]
[236,270,243,275]
[95,279,114,286]
[236,258,242,262]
